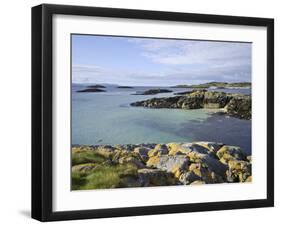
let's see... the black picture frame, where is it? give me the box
[32,3,274,222]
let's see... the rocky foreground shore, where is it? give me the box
[131,90,251,120]
[72,142,252,190]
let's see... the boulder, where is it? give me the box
[188,162,224,183]
[199,155,228,178]
[167,143,186,155]
[71,163,97,173]
[227,159,252,182]
[115,144,137,152]
[133,147,151,162]
[181,143,211,155]
[216,145,247,164]
[179,171,201,185]
[137,168,177,186]
[148,144,169,157]
[147,155,189,176]
[194,142,224,154]
[118,156,146,169]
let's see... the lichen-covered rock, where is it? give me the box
[180,145,228,179]
[189,162,224,183]
[198,155,228,178]
[227,159,252,182]
[118,156,146,169]
[195,142,224,153]
[115,144,138,152]
[133,147,151,162]
[167,143,186,155]
[72,142,252,189]
[179,171,201,185]
[148,144,169,157]
[112,149,137,162]
[137,168,177,186]
[216,145,247,164]
[147,155,189,174]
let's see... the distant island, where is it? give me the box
[171,82,251,89]
[117,86,133,89]
[132,88,173,95]
[87,84,106,88]
[77,88,106,93]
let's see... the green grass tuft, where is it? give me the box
[72,151,106,166]
[71,163,138,190]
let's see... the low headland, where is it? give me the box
[72,142,252,190]
[171,82,251,89]
[131,89,251,120]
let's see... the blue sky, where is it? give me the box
[72,35,252,86]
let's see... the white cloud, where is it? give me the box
[127,38,252,84]
[73,38,251,85]
[132,39,251,66]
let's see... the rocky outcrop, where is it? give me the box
[131,90,251,119]
[72,142,252,190]
[132,88,173,95]
[77,88,106,93]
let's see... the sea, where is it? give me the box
[72,84,252,155]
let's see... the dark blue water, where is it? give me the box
[72,84,251,155]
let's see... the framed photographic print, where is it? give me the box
[32,4,274,221]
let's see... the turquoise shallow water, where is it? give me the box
[72,85,252,154]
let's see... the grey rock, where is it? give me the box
[147,155,189,173]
